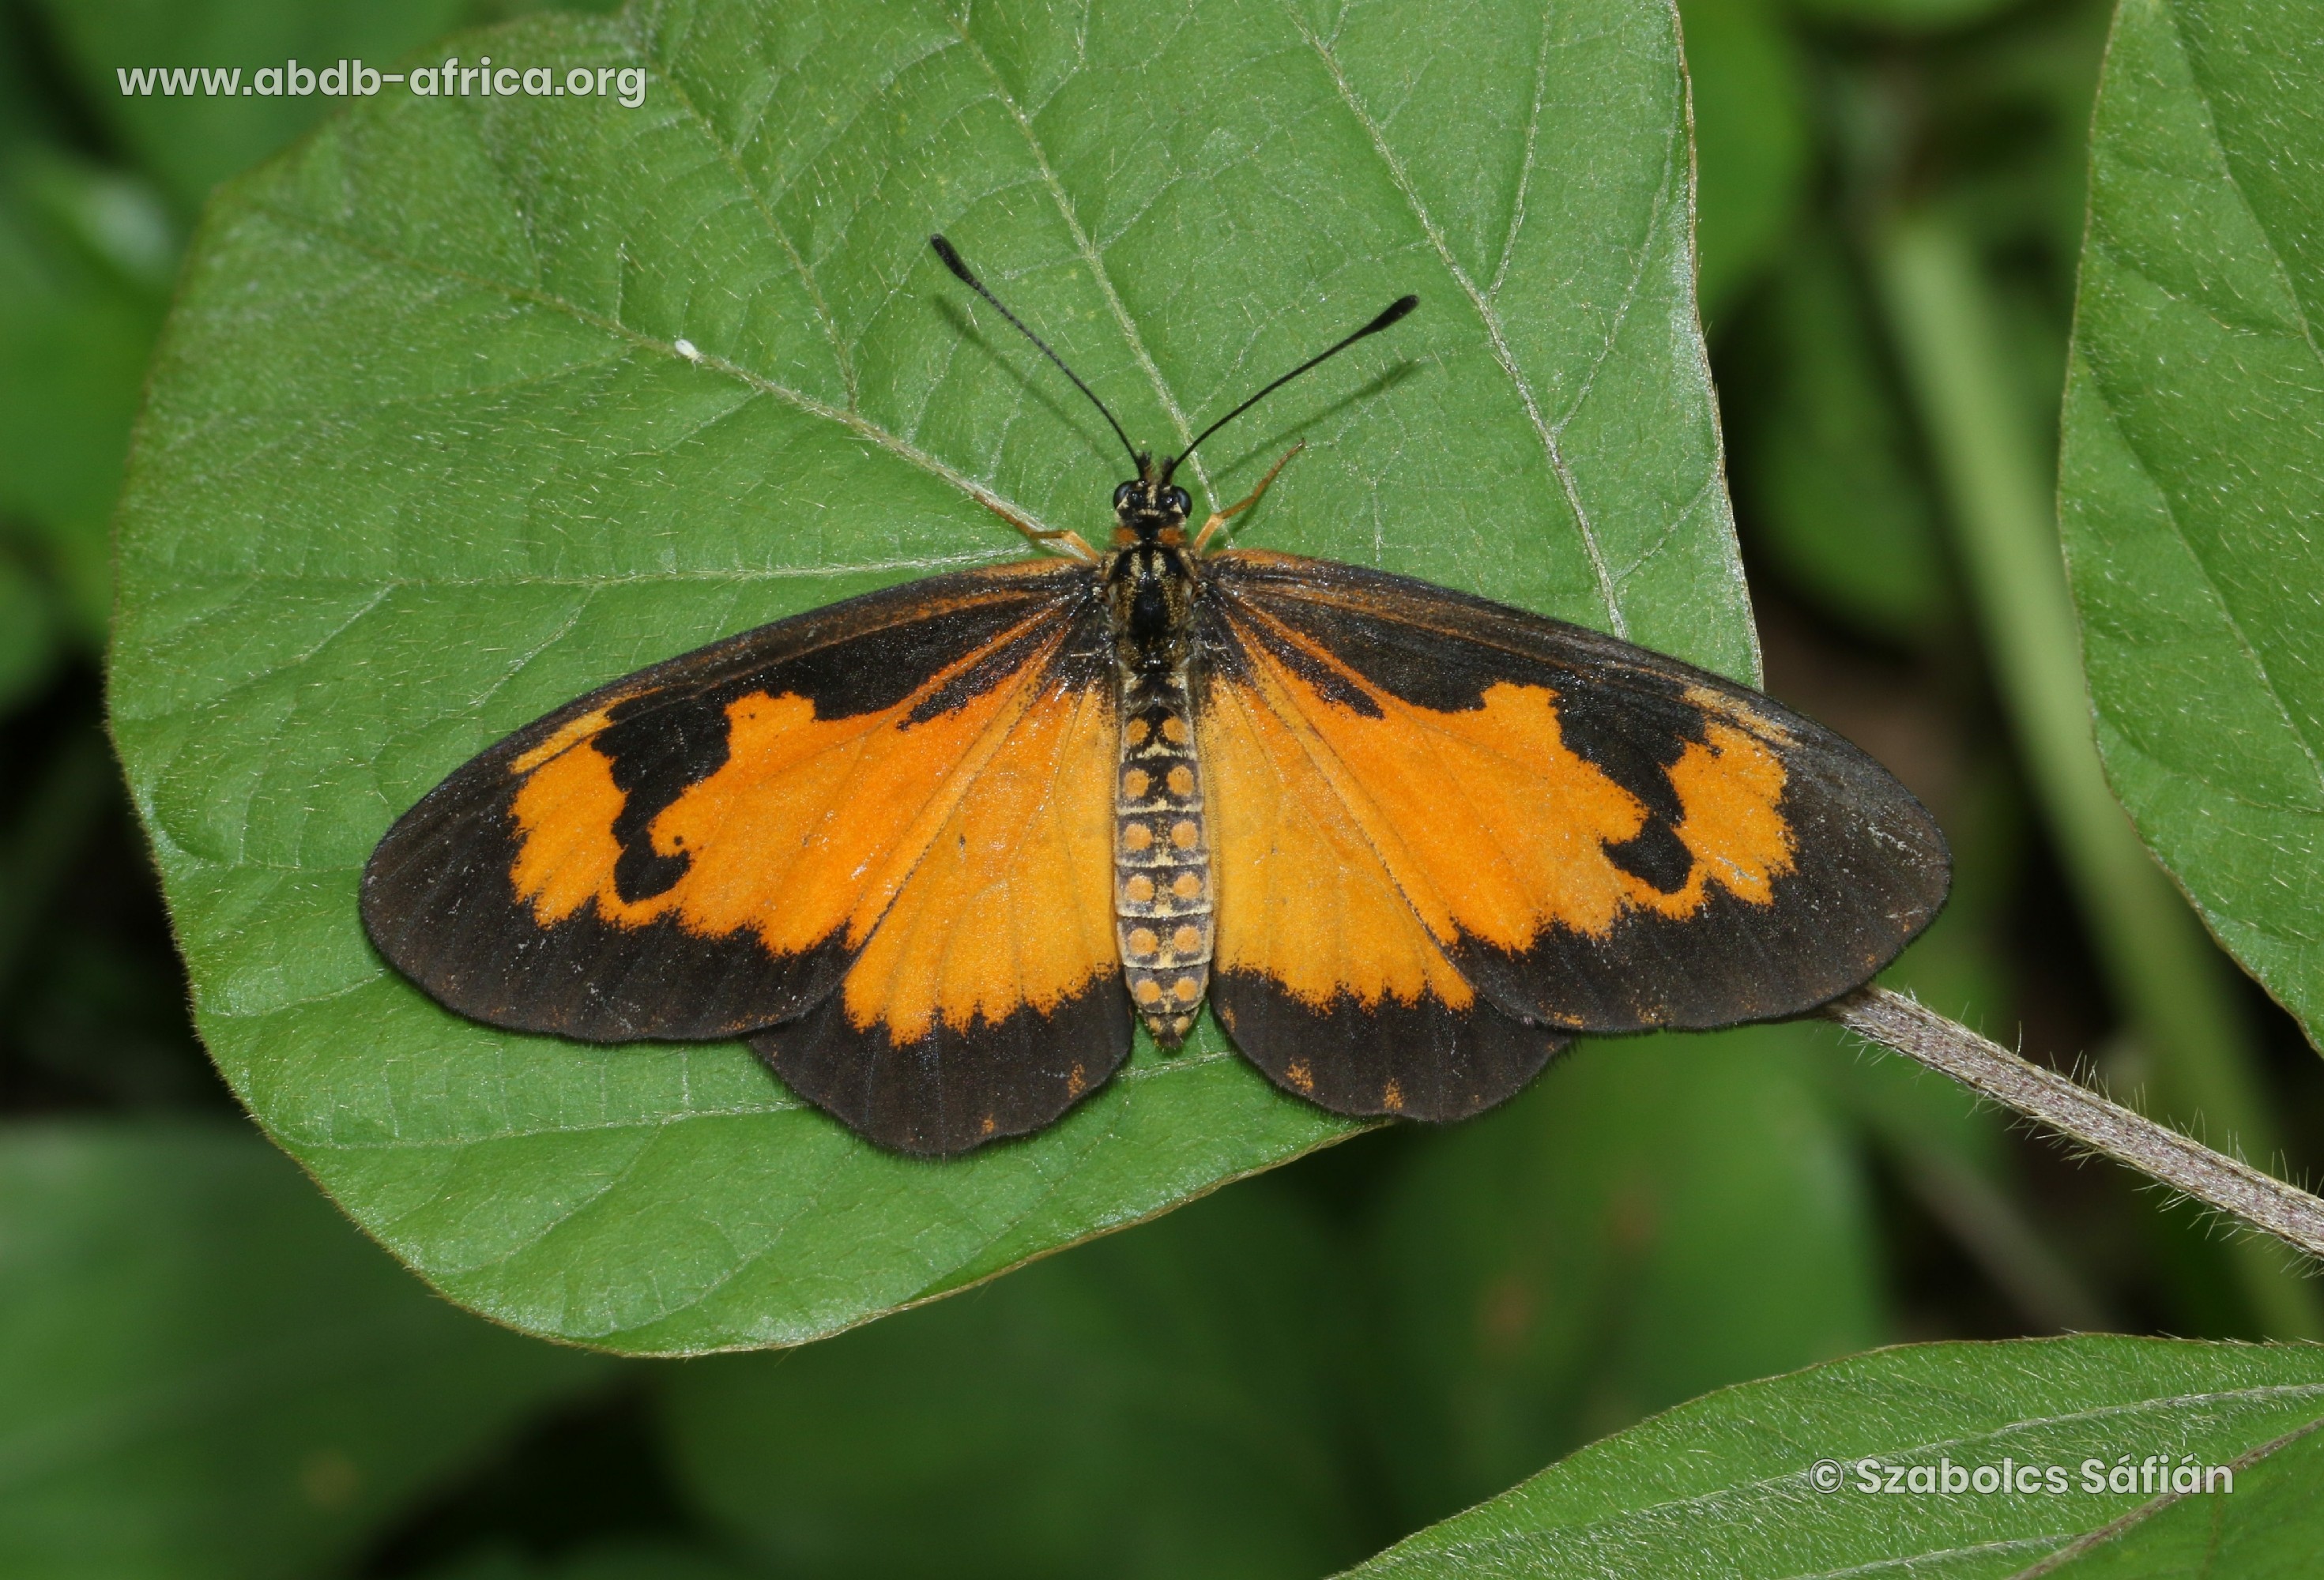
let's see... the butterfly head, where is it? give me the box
[1112,462,1192,547]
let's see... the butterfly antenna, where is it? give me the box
[930,235,1141,470]
[1162,295,1418,484]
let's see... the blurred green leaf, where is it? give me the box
[1345,1335,2324,1577]
[109,0,1749,1352]
[1365,1024,1883,1529]
[33,0,468,213]
[659,1181,1365,1580]
[1677,0,1810,320]
[1886,209,2319,1339]
[1786,0,2021,31]
[0,1123,604,1580]
[2059,0,2324,1045]
[0,148,169,643]
[1746,228,1948,636]
[1916,0,2111,272]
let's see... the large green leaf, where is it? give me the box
[0,1123,601,1580]
[658,1179,1367,1578]
[2058,0,2324,1041]
[110,0,1748,1352]
[1343,1335,2324,1577]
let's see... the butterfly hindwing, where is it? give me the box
[1196,649,1569,1120]
[360,560,1125,1108]
[749,624,1132,1156]
[1196,550,1949,1115]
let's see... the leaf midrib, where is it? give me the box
[1293,2,1667,641]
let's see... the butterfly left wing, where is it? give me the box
[363,559,1131,1155]
[1195,550,1949,1119]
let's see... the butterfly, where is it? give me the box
[362,235,1951,1157]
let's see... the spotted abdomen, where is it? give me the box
[1116,668,1212,1044]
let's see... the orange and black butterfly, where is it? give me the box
[363,236,1949,1157]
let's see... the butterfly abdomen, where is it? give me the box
[1115,666,1213,1044]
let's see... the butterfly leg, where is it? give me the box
[980,497,1098,562]
[1193,442,1305,555]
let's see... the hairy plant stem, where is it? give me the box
[1872,212,2322,1337]
[1828,988,2324,1267]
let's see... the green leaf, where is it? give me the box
[2032,1415,2324,1575]
[2058,0,2324,1043]
[109,0,1747,1352]
[1343,1335,2324,1577]
[0,1122,603,1580]
[658,1180,1366,1578]
[1364,1023,1885,1529]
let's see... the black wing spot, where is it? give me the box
[597,688,735,904]
[1604,818,1694,894]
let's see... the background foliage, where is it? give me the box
[6,0,2323,1574]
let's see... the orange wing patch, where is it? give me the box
[507,639,1044,957]
[1215,599,1796,955]
[1647,717,1793,916]
[834,670,1118,1040]
[1200,664,1475,1012]
[1200,655,1565,1124]
[749,660,1132,1158]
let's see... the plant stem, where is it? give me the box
[1872,212,2322,1338]
[1828,988,2324,1267]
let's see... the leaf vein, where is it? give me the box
[1290,6,1628,638]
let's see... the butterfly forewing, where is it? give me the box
[360,559,1112,1054]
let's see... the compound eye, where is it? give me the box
[1113,481,1139,509]
[1166,487,1191,514]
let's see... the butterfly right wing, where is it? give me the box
[360,558,1107,1045]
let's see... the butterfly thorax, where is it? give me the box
[1102,472,1196,664]
[1102,471,1213,1045]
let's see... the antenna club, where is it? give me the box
[1162,294,1419,481]
[930,234,976,287]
